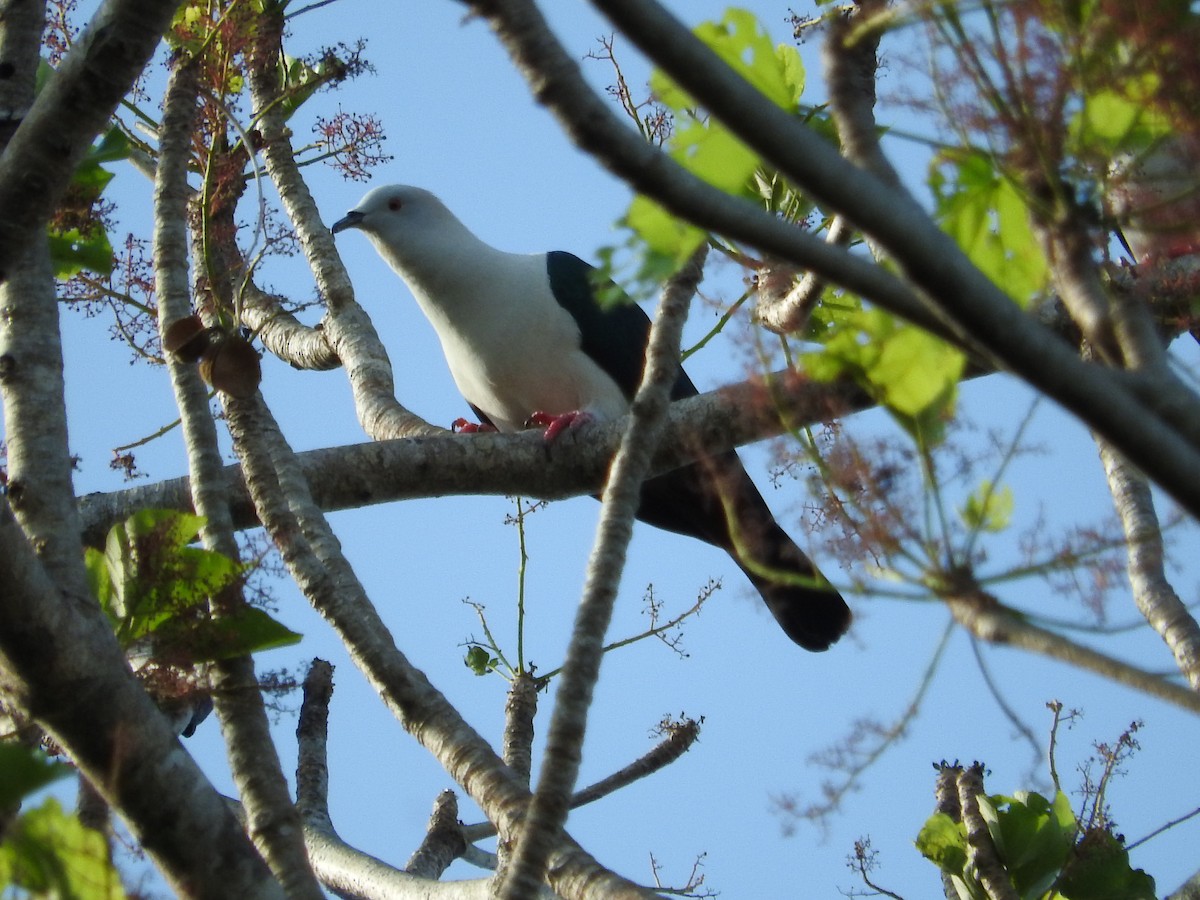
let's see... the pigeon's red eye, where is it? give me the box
[387,197,403,211]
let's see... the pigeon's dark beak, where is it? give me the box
[330,210,365,235]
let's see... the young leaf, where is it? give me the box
[988,791,1077,898]
[465,646,500,676]
[693,8,805,109]
[625,195,707,261]
[931,150,1050,306]
[915,811,968,877]
[960,481,1015,533]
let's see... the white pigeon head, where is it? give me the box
[331,184,488,286]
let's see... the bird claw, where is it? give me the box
[452,418,496,434]
[525,410,593,443]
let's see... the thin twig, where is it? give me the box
[497,248,706,898]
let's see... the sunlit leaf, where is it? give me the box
[693,8,805,109]
[806,308,963,442]
[625,195,707,261]
[931,150,1049,306]
[915,811,968,876]
[960,481,1015,533]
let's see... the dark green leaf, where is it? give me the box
[1056,828,1156,900]
[48,228,114,278]
[180,607,302,662]
[465,646,500,676]
[0,746,72,809]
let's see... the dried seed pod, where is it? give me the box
[199,334,261,398]
[163,315,211,363]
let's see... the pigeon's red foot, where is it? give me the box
[452,418,497,434]
[525,410,594,443]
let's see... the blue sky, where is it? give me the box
[35,1,1200,896]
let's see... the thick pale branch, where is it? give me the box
[241,282,340,371]
[295,659,335,833]
[957,765,1020,900]
[155,59,323,899]
[78,371,870,544]
[302,823,497,900]
[404,791,466,880]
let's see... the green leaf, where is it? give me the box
[806,308,963,442]
[465,646,500,676]
[182,607,302,662]
[872,324,965,419]
[694,8,805,109]
[625,195,707,261]
[670,118,760,195]
[84,547,115,621]
[47,125,129,278]
[960,481,1014,533]
[1055,828,1155,900]
[81,127,131,167]
[100,510,244,646]
[916,811,968,876]
[0,797,127,899]
[0,746,72,809]
[278,53,341,121]
[1069,75,1171,158]
[48,227,114,278]
[988,792,1077,898]
[931,150,1049,306]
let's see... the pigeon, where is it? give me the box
[331,185,850,650]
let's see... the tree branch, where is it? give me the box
[78,370,870,544]
[404,791,466,880]
[1095,440,1200,688]
[155,56,323,898]
[945,585,1200,714]
[246,7,433,441]
[462,717,701,844]
[466,0,1200,520]
[0,0,180,283]
[957,764,1020,900]
[498,249,704,898]
[224,394,663,899]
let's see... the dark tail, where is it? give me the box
[636,450,851,651]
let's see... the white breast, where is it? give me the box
[412,253,629,432]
